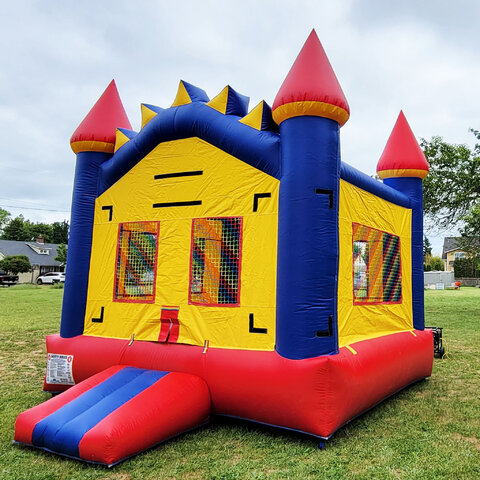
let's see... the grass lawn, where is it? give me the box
[0,285,479,479]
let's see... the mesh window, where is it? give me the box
[114,221,159,302]
[353,223,401,304]
[190,217,242,306]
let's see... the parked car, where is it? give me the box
[36,272,65,285]
[0,270,19,286]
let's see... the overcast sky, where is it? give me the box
[1,1,479,254]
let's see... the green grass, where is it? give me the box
[1,285,479,479]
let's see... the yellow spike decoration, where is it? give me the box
[206,86,229,114]
[171,81,192,107]
[114,129,131,153]
[141,104,158,129]
[239,101,265,130]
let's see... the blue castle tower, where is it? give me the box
[61,81,132,337]
[272,30,350,359]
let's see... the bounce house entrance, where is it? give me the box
[14,366,211,466]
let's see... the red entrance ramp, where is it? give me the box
[14,366,210,466]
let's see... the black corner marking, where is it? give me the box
[253,193,272,212]
[154,170,203,180]
[92,307,104,323]
[249,313,268,334]
[315,189,334,209]
[153,200,202,208]
[315,315,333,337]
[101,205,113,221]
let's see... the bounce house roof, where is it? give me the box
[272,29,350,126]
[70,80,132,154]
[377,110,429,179]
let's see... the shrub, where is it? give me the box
[0,255,31,275]
[453,257,480,278]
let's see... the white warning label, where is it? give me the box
[46,353,75,385]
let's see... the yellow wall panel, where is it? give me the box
[338,179,413,346]
[84,137,279,351]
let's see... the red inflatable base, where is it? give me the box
[44,330,433,439]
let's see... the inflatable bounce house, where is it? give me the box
[14,30,433,465]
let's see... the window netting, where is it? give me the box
[190,217,242,306]
[353,223,401,304]
[114,221,159,302]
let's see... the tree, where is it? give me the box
[0,255,31,275]
[0,215,68,244]
[55,243,68,264]
[427,256,445,271]
[453,206,480,258]
[24,222,53,242]
[51,221,69,244]
[423,235,432,261]
[1,215,27,241]
[453,257,480,278]
[1,215,54,242]
[0,208,10,235]
[424,255,444,271]
[421,129,480,228]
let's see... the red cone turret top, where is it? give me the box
[272,29,350,127]
[70,80,132,154]
[377,111,429,180]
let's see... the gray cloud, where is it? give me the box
[1,0,478,254]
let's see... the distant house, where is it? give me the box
[0,236,65,283]
[442,237,466,272]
